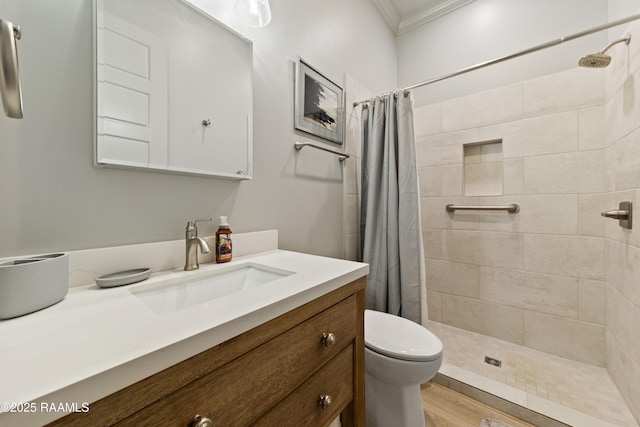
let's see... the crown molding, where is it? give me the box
[373,0,476,35]
[398,0,476,34]
[372,0,401,33]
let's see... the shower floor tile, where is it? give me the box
[429,321,638,427]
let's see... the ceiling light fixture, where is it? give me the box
[234,0,272,27]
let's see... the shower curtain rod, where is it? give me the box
[353,12,640,107]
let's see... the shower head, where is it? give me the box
[578,53,612,68]
[579,33,631,68]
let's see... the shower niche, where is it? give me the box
[463,140,503,196]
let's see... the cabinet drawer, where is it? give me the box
[253,345,353,427]
[118,295,357,426]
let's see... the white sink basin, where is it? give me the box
[130,263,294,315]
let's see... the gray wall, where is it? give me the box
[0,0,397,258]
[397,0,612,107]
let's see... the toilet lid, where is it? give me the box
[364,309,443,362]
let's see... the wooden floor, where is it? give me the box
[421,382,536,427]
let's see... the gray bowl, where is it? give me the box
[0,253,69,319]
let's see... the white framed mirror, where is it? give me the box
[94,0,253,179]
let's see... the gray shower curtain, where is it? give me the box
[360,91,426,324]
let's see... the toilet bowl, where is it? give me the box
[364,309,443,427]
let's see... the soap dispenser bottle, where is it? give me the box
[215,216,232,263]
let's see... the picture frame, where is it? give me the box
[294,58,344,145]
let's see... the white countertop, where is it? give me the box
[0,249,368,426]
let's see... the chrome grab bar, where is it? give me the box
[0,19,23,118]
[294,142,349,162]
[446,204,520,213]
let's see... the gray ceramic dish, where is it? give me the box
[96,268,151,288]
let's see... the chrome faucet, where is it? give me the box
[184,218,212,271]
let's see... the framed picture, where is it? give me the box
[294,58,344,145]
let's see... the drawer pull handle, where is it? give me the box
[318,394,332,409]
[321,332,336,347]
[189,414,213,427]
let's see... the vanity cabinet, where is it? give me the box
[48,277,366,427]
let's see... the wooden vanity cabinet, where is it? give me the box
[49,277,366,427]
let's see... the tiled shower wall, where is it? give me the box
[414,20,640,419]
[415,66,609,368]
[603,18,640,422]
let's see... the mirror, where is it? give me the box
[94,0,253,179]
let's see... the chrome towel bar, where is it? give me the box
[446,204,520,213]
[294,142,349,162]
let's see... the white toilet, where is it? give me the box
[364,309,443,427]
